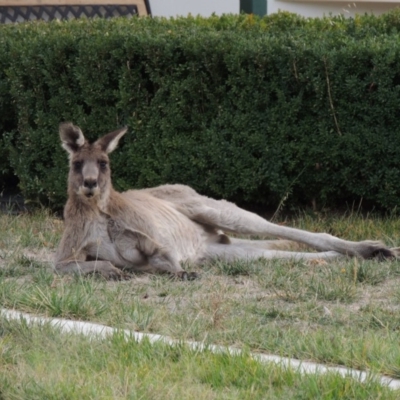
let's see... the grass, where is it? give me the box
[0,318,397,400]
[1,209,400,398]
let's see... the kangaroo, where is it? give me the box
[55,123,395,280]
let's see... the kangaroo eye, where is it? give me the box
[99,160,107,170]
[73,161,82,171]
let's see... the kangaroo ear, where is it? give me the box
[59,123,86,154]
[95,126,128,154]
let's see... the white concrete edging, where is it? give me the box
[2,308,400,391]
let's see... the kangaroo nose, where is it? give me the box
[83,179,97,189]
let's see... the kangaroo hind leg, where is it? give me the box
[204,242,342,263]
[181,196,393,260]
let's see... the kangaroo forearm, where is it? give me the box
[54,260,118,275]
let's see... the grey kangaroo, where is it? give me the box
[55,123,395,279]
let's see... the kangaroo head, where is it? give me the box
[60,123,127,203]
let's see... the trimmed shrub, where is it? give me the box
[2,12,400,210]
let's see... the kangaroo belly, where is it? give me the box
[84,219,147,268]
[122,190,210,263]
[84,196,212,267]
[155,212,206,262]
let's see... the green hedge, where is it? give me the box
[3,12,400,210]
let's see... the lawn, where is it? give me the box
[1,209,400,398]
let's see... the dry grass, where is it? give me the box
[1,209,400,398]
